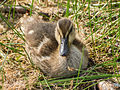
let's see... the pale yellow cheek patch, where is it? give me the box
[28,30,34,34]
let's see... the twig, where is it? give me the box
[0,5,30,14]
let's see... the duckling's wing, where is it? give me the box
[20,15,58,56]
[73,39,88,58]
[73,39,88,69]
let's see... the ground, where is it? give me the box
[0,0,120,89]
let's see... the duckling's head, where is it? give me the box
[55,18,75,56]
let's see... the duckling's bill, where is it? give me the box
[60,37,69,56]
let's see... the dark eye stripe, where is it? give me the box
[69,25,73,33]
[67,25,73,38]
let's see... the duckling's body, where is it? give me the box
[21,15,88,78]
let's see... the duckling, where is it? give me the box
[20,15,88,78]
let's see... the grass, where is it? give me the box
[0,0,120,89]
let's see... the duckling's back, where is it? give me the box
[20,15,58,57]
[21,15,56,45]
